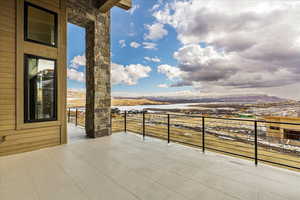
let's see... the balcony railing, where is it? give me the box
[67,107,300,171]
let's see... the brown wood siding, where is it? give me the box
[0,0,65,156]
[0,0,16,132]
[0,126,60,156]
[27,0,61,10]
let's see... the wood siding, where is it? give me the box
[0,0,16,132]
[0,0,67,156]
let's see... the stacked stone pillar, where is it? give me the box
[85,13,111,138]
[67,0,111,138]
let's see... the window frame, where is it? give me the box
[24,1,58,47]
[24,54,58,123]
[283,129,300,140]
[270,126,280,131]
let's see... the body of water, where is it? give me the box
[112,103,200,111]
[70,103,199,112]
[72,102,239,112]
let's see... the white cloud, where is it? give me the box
[111,63,152,85]
[157,64,184,81]
[149,0,164,12]
[150,4,160,12]
[144,56,161,62]
[128,4,140,15]
[67,68,85,82]
[142,42,158,50]
[119,40,126,48]
[157,84,169,88]
[70,54,85,69]
[130,41,141,48]
[153,0,300,95]
[144,23,168,41]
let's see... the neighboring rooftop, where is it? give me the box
[1,127,300,200]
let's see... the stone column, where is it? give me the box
[85,12,111,138]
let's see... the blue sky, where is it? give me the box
[67,23,86,90]
[67,0,189,95]
[110,1,190,95]
[67,0,300,99]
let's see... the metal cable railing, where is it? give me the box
[67,107,300,171]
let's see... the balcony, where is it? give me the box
[68,108,300,171]
[1,124,300,200]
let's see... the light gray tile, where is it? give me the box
[1,128,299,200]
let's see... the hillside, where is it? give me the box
[67,90,169,107]
[146,94,288,104]
[68,90,288,107]
[112,98,168,106]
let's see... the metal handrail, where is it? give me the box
[123,111,300,170]
[67,107,300,171]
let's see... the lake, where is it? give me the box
[112,103,200,111]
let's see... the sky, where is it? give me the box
[67,0,300,100]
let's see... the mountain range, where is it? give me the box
[115,94,289,104]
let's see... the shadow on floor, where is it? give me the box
[68,123,91,144]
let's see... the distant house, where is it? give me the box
[265,116,300,141]
[0,0,131,156]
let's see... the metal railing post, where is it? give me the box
[124,111,127,132]
[167,114,170,143]
[202,117,205,153]
[254,121,258,166]
[106,111,300,170]
[68,108,71,122]
[142,111,146,139]
[75,108,78,126]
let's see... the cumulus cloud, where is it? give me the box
[67,68,85,82]
[130,41,141,48]
[144,56,161,62]
[153,0,300,93]
[150,4,160,12]
[111,63,151,85]
[70,54,85,69]
[157,84,169,88]
[144,23,168,40]
[119,40,126,48]
[157,64,184,81]
[150,0,165,12]
[142,42,158,50]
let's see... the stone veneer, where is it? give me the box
[67,0,111,138]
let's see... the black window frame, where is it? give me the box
[283,129,300,140]
[24,1,58,47]
[270,126,280,131]
[24,54,58,123]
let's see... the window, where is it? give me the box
[284,129,300,140]
[270,126,280,131]
[24,55,57,122]
[24,2,57,47]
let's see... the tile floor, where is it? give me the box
[68,124,89,143]
[1,126,300,200]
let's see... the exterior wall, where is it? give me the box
[0,0,115,156]
[0,0,67,156]
[67,0,112,138]
[265,116,300,140]
[0,0,16,132]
